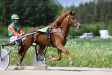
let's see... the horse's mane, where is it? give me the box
[48,11,75,28]
[48,12,67,28]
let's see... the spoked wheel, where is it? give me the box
[0,49,9,70]
[32,51,47,70]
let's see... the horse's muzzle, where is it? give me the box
[79,25,82,29]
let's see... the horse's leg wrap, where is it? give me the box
[20,58,24,64]
[17,58,24,66]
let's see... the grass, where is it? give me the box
[0,38,112,68]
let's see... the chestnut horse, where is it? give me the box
[17,11,82,66]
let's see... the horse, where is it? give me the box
[17,11,82,66]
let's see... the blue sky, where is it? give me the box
[57,0,93,7]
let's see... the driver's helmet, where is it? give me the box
[11,14,19,20]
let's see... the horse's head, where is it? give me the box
[67,11,82,30]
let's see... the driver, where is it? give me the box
[8,14,25,44]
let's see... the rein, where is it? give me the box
[58,26,71,28]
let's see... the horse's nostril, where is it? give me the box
[79,26,82,29]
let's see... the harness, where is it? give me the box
[46,28,64,47]
[46,28,53,47]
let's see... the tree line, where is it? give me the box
[0,0,112,36]
[0,0,63,27]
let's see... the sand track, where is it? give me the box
[0,66,112,75]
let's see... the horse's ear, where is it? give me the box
[72,12,75,15]
[66,11,72,15]
[70,11,72,15]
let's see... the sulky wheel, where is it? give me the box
[32,51,47,70]
[0,49,9,70]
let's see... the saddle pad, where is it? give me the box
[37,27,48,32]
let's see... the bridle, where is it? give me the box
[59,14,79,29]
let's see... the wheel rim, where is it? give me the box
[0,49,9,70]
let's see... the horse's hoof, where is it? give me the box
[49,55,54,59]
[17,62,21,66]
[69,62,74,66]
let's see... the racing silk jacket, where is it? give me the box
[8,22,25,37]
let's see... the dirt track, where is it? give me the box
[0,66,112,75]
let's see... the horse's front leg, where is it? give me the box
[49,49,62,61]
[37,45,46,58]
[56,43,74,66]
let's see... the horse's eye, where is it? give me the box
[72,17,74,19]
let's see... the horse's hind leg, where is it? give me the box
[17,46,28,66]
[49,49,62,61]
[17,42,32,66]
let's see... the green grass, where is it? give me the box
[0,38,112,68]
